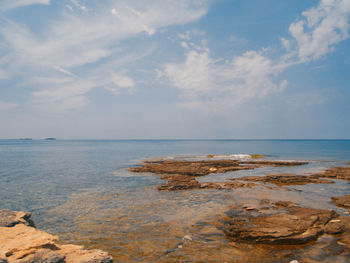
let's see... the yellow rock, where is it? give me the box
[251,154,264,159]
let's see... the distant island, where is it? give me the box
[44,138,56,140]
[19,138,32,140]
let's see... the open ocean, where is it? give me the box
[1,139,350,261]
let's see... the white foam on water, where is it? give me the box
[153,153,254,161]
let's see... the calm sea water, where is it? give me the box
[1,139,350,262]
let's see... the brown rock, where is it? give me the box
[0,210,35,227]
[231,173,333,186]
[315,166,350,182]
[129,159,308,177]
[200,181,259,190]
[332,195,350,210]
[129,159,308,191]
[225,202,341,245]
[324,219,346,234]
[157,174,201,191]
[240,160,309,167]
[129,160,250,176]
[338,234,350,248]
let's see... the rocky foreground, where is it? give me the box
[0,210,113,263]
[224,200,350,246]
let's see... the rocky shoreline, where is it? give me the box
[0,210,113,263]
[2,157,350,262]
[129,158,350,257]
[129,159,309,191]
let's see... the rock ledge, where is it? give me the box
[0,210,113,263]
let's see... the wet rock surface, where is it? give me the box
[332,194,350,211]
[129,159,253,176]
[130,159,308,191]
[224,201,350,245]
[315,166,350,182]
[156,173,262,191]
[0,209,113,263]
[231,173,334,186]
[129,159,308,177]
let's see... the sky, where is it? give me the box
[0,0,349,139]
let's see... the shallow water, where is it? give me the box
[1,139,350,262]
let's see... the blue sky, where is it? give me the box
[0,0,349,139]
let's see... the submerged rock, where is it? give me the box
[0,210,113,263]
[157,174,201,191]
[156,173,260,191]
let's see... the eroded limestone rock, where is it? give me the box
[0,210,35,228]
[0,210,113,263]
[315,166,350,182]
[129,159,308,191]
[332,194,350,211]
[224,201,348,245]
[231,173,333,186]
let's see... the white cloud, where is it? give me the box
[164,43,287,109]
[31,78,94,111]
[165,0,350,110]
[0,102,18,110]
[0,0,50,11]
[0,0,209,111]
[288,0,350,62]
[53,66,77,77]
[69,0,87,12]
[111,73,135,88]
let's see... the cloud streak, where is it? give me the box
[0,0,50,11]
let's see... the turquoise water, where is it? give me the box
[1,139,350,262]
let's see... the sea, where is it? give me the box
[1,139,350,262]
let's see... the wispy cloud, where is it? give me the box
[0,0,50,11]
[0,0,209,111]
[1,0,349,114]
